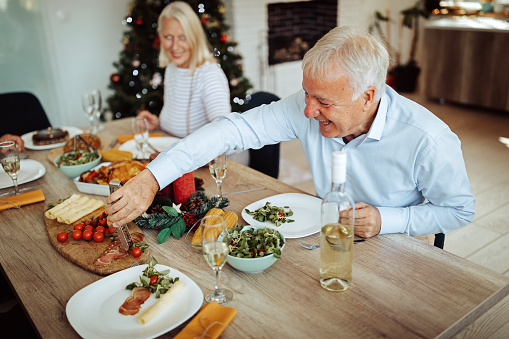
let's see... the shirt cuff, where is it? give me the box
[145,153,180,190]
[377,206,408,235]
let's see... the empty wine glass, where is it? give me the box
[201,215,233,304]
[132,117,149,158]
[91,89,104,132]
[209,154,227,197]
[0,141,20,195]
[81,92,97,134]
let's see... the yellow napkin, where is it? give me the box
[0,189,46,212]
[116,133,162,144]
[174,301,237,339]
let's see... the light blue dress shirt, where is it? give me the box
[147,85,475,236]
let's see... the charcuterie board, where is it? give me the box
[45,205,150,276]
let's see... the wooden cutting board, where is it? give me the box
[45,206,150,276]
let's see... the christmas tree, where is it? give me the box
[107,0,252,119]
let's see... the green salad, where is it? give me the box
[228,225,284,259]
[57,150,98,167]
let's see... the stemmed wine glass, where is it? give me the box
[201,215,233,304]
[209,154,227,198]
[132,117,149,158]
[0,141,20,195]
[81,92,97,134]
[91,89,104,132]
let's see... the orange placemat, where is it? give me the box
[0,189,46,211]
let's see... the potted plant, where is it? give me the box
[392,0,431,92]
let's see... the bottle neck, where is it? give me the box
[331,181,346,192]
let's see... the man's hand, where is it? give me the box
[339,202,381,238]
[105,169,160,227]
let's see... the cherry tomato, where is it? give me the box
[84,225,94,232]
[93,232,104,243]
[90,218,98,227]
[107,227,116,235]
[82,230,93,241]
[73,223,84,231]
[71,230,82,240]
[149,275,158,285]
[131,247,142,258]
[98,218,107,227]
[57,232,68,243]
[95,226,106,234]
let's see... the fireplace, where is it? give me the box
[267,0,337,65]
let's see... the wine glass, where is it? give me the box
[209,154,227,198]
[201,215,233,304]
[0,141,20,195]
[132,117,149,158]
[91,89,104,132]
[81,92,97,134]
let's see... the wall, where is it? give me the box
[224,0,416,100]
[0,0,130,127]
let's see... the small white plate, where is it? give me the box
[22,126,84,150]
[241,193,322,239]
[73,162,112,196]
[66,264,203,339]
[119,137,180,155]
[0,159,46,189]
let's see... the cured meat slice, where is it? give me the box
[119,286,152,315]
[93,232,144,266]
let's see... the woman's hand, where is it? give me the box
[137,110,160,131]
[0,134,25,152]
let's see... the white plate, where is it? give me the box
[241,193,322,238]
[22,126,84,150]
[0,159,46,189]
[66,264,203,339]
[73,162,112,196]
[119,137,181,154]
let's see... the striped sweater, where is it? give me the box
[159,61,230,138]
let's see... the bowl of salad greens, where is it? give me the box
[225,225,285,273]
[54,150,101,178]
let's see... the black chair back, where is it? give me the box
[0,92,51,136]
[244,92,281,179]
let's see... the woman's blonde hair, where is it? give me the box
[302,26,389,102]
[157,1,216,74]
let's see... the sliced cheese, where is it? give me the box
[56,196,91,223]
[45,194,80,219]
[137,280,186,325]
[63,199,104,224]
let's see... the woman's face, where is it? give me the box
[160,17,191,68]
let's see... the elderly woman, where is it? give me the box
[137,1,230,138]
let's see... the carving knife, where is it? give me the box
[109,180,134,251]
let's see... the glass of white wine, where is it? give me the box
[81,92,97,134]
[132,117,149,158]
[0,141,20,195]
[91,89,104,132]
[201,215,233,304]
[209,154,227,198]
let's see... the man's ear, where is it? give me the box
[362,86,376,111]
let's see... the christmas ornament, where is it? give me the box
[150,72,162,88]
[230,78,239,86]
[110,73,121,84]
[152,36,160,49]
[220,34,228,42]
[132,59,141,67]
[136,18,143,25]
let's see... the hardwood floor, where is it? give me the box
[278,93,509,338]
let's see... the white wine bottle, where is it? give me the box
[320,151,355,291]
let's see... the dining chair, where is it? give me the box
[434,233,445,249]
[0,92,52,136]
[243,91,281,179]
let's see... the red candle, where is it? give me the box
[173,172,195,205]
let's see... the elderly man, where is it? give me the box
[106,26,475,239]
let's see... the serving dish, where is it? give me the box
[241,193,322,238]
[73,162,112,196]
[66,263,203,339]
[54,152,101,178]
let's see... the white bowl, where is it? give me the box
[54,152,101,178]
[226,225,285,274]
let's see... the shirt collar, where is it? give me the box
[365,90,388,141]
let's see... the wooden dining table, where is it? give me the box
[0,118,508,338]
